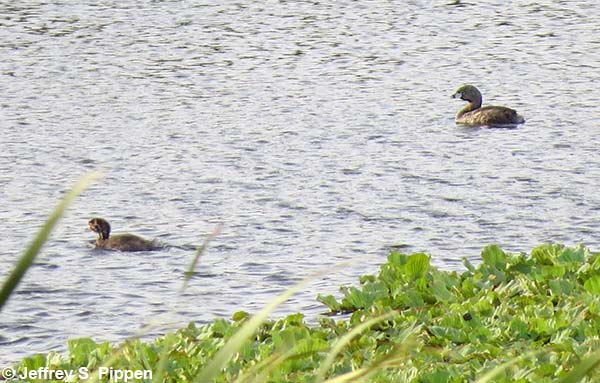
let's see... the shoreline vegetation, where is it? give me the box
[2,179,600,382]
[6,244,600,382]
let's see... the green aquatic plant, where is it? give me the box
[317,244,600,382]
[8,243,600,382]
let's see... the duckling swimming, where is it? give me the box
[88,217,161,252]
[452,84,525,126]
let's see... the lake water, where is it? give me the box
[1,0,599,364]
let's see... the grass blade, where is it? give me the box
[315,311,399,382]
[234,349,293,383]
[192,270,328,383]
[181,223,223,290]
[152,333,177,383]
[473,349,541,383]
[321,339,414,383]
[555,349,600,383]
[0,173,99,312]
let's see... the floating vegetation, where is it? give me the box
[6,243,600,382]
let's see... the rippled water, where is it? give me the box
[1,0,599,364]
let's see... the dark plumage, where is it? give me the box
[88,217,160,252]
[452,84,525,126]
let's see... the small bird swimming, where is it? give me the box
[88,217,162,252]
[452,84,525,126]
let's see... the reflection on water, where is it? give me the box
[1,1,599,363]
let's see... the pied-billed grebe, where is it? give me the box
[452,84,525,126]
[88,217,161,252]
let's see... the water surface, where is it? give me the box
[1,1,599,364]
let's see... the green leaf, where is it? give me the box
[431,278,454,303]
[556,245,586,264]
[429,326,467,343]
[420,368,453,383]
[317,294,342,312]
[68,337,99,366]
[272,326,310,350]
[549,279,574,295]
[584,275,600,295]
[462,257,476,273]
[19,354,47,370]
[531,244,563,265]
[387,251,407,266]
[404,253,430,280]
[481,245,507,270]
[232,311,250,322]
[540,265,566,279]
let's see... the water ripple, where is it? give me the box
[1,0,599,365]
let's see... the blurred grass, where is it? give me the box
[556,350,600,383]
[0,173,99,312]
[192,270,326,383]
[315,311,401,382]
[182,222,223,290]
